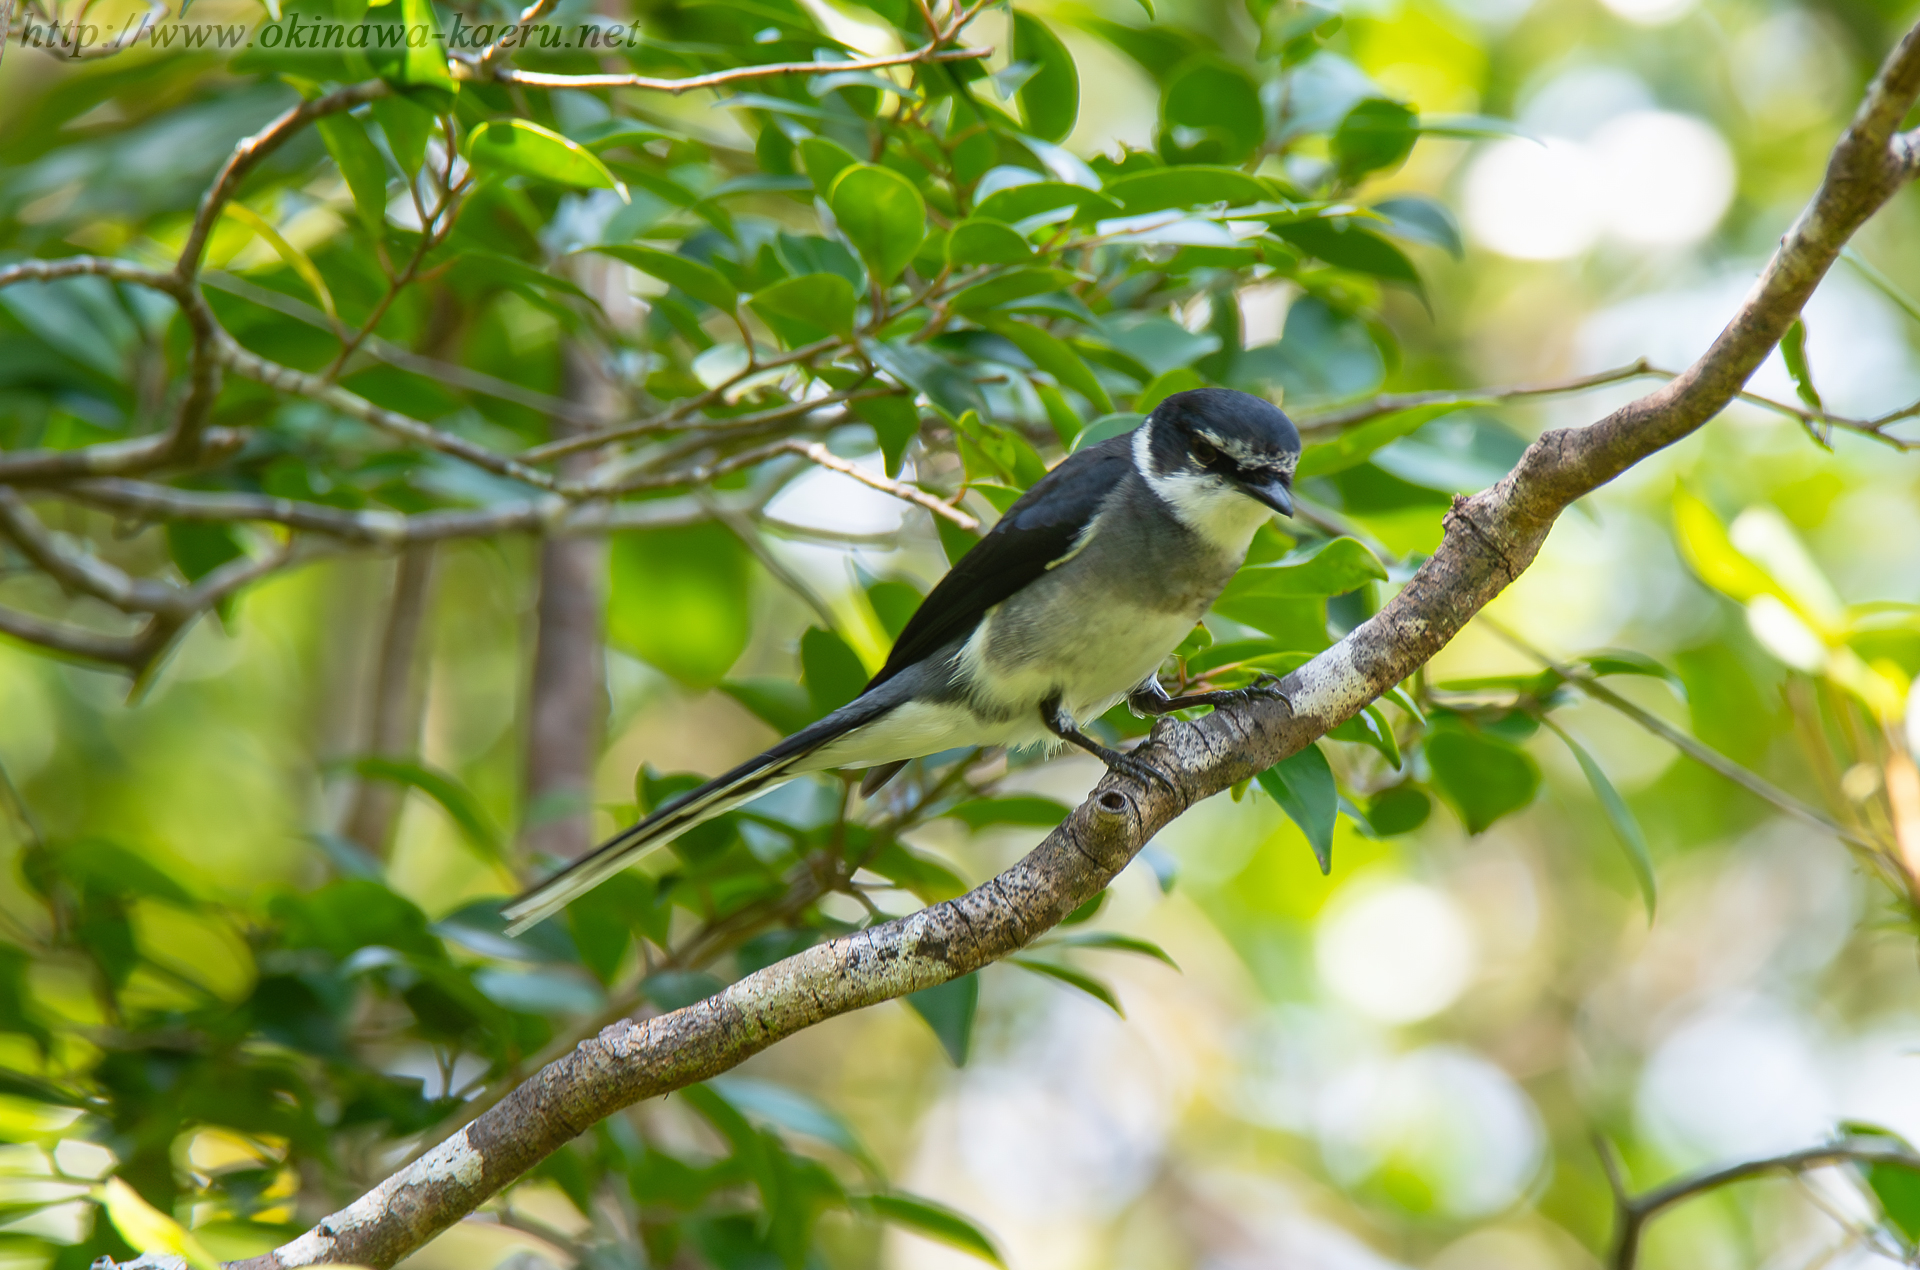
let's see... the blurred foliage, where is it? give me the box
[2,0,1920,1262]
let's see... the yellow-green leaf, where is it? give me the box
[830,164,927,283]
[96,1179,221,1270]
[467,119,628,199]
[222,202,337,324]
[592,244,737,312]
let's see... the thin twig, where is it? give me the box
[495,44,989,92]
[1610,1141,1920,1270]
[1479,616,1879,852]
[783,440,978,530]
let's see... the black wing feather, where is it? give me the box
[868,433,1134,689]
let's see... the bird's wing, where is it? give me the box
[868,433,1135,689]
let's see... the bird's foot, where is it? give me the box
[1145,674,1289,714]
[1102,747,1180,798]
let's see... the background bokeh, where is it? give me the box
[3,0,1920,1264]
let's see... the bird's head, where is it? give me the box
[1136,389,1302,542]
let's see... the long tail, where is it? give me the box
[502,698,891,935]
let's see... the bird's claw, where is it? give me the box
[1106,749,1179,798]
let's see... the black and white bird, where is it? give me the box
[503,388,1301,934]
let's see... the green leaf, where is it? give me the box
[1011,13,1079,143]
[830,164,928,283]
[861,1192,1005,1267]
[389,0,455,108]
[1255,743,1336,873]
[315,113,390,239]
[866,338,985,422]
[1297,402,1468,478]
[750,271,856,336]
[1367,784,1431,836]
[566,872,654,986]
[1781,317,1823,413]
[944,796,1073,830]
[97,1178,222,1270]
[166,521,245,584]
[1073,411,1145,451]
[372,95,432,177]
[978,314,1112,412]
[1328,702,1400,767]
[608,522,754,688]
[950,267,1082,313]
[1424,723,1540,834]
[1044,930,1179,968]
[456,249,592,301]
[721,678,818,733]
[1010,957,1124,1015]
[711,1076,878,1171]
[864,841,969,902]
[852,395,922,476]
[1160,57,1264,164]
[1273,219,1421,288]
[466,119,623,196]
[1371,195,1463,259]
[947,217,1034,265]
[972,181,1120,226]
[801,626,868,716]
[1218,537,1387,601]
[905,973,978,1064]
[1331,97,1417,183]
[590,243,737,312]
[1546,721,1656,918]
[348,756,504,860]
[799,135,861,198]
[1843,1123,1920,1244]
[1136,366,1203,414]
[1102,166,1270,214]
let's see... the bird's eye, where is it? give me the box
[1191,437,1218,465]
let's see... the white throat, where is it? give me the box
[1132,424,1274,556]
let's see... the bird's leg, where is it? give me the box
[1040,696,1177,796]
[1128,673,1288,716]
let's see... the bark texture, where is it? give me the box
[192,22,1920,1270]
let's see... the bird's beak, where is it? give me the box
[1241,475,1294,518]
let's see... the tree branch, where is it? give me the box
[783,440,979,530]
[178,19,1920,1270]
[493,43,991,92]
[1606,1139,1920,1269]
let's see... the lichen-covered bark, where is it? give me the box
[197,22,1920,1270]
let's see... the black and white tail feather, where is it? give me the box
[501,695,897,934]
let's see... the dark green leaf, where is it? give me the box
[1331,97,1417,182]
[905,973,978,1064]
[750,271,857,336]
[861,1192,1005,1267]
[1011,13,1079,143]
[166,521,245,583]
[372,95,432,177]
[972,182,1120,226]
[388,0,455,107]
[830,164,927,283]
[1073,411,1145,451]
[1011,957,1124,1015]
[1273,219,1422,288]
[1256,743,1337,873]
[864,841,969,902]
[1102,166,1270,214]
[315,114,389,239]
[1424,723,1540,834]
[801,626,868,715]
[1366,784,1431,836]
[852,395,922,476]
[1843,1124,1920,1243]
[978,314,1112,412]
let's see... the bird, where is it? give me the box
[503,387,1301,934]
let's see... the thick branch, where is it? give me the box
[199,21,1920,1270]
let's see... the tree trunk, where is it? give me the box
[521,341,618,862]
[340,543,436,856]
